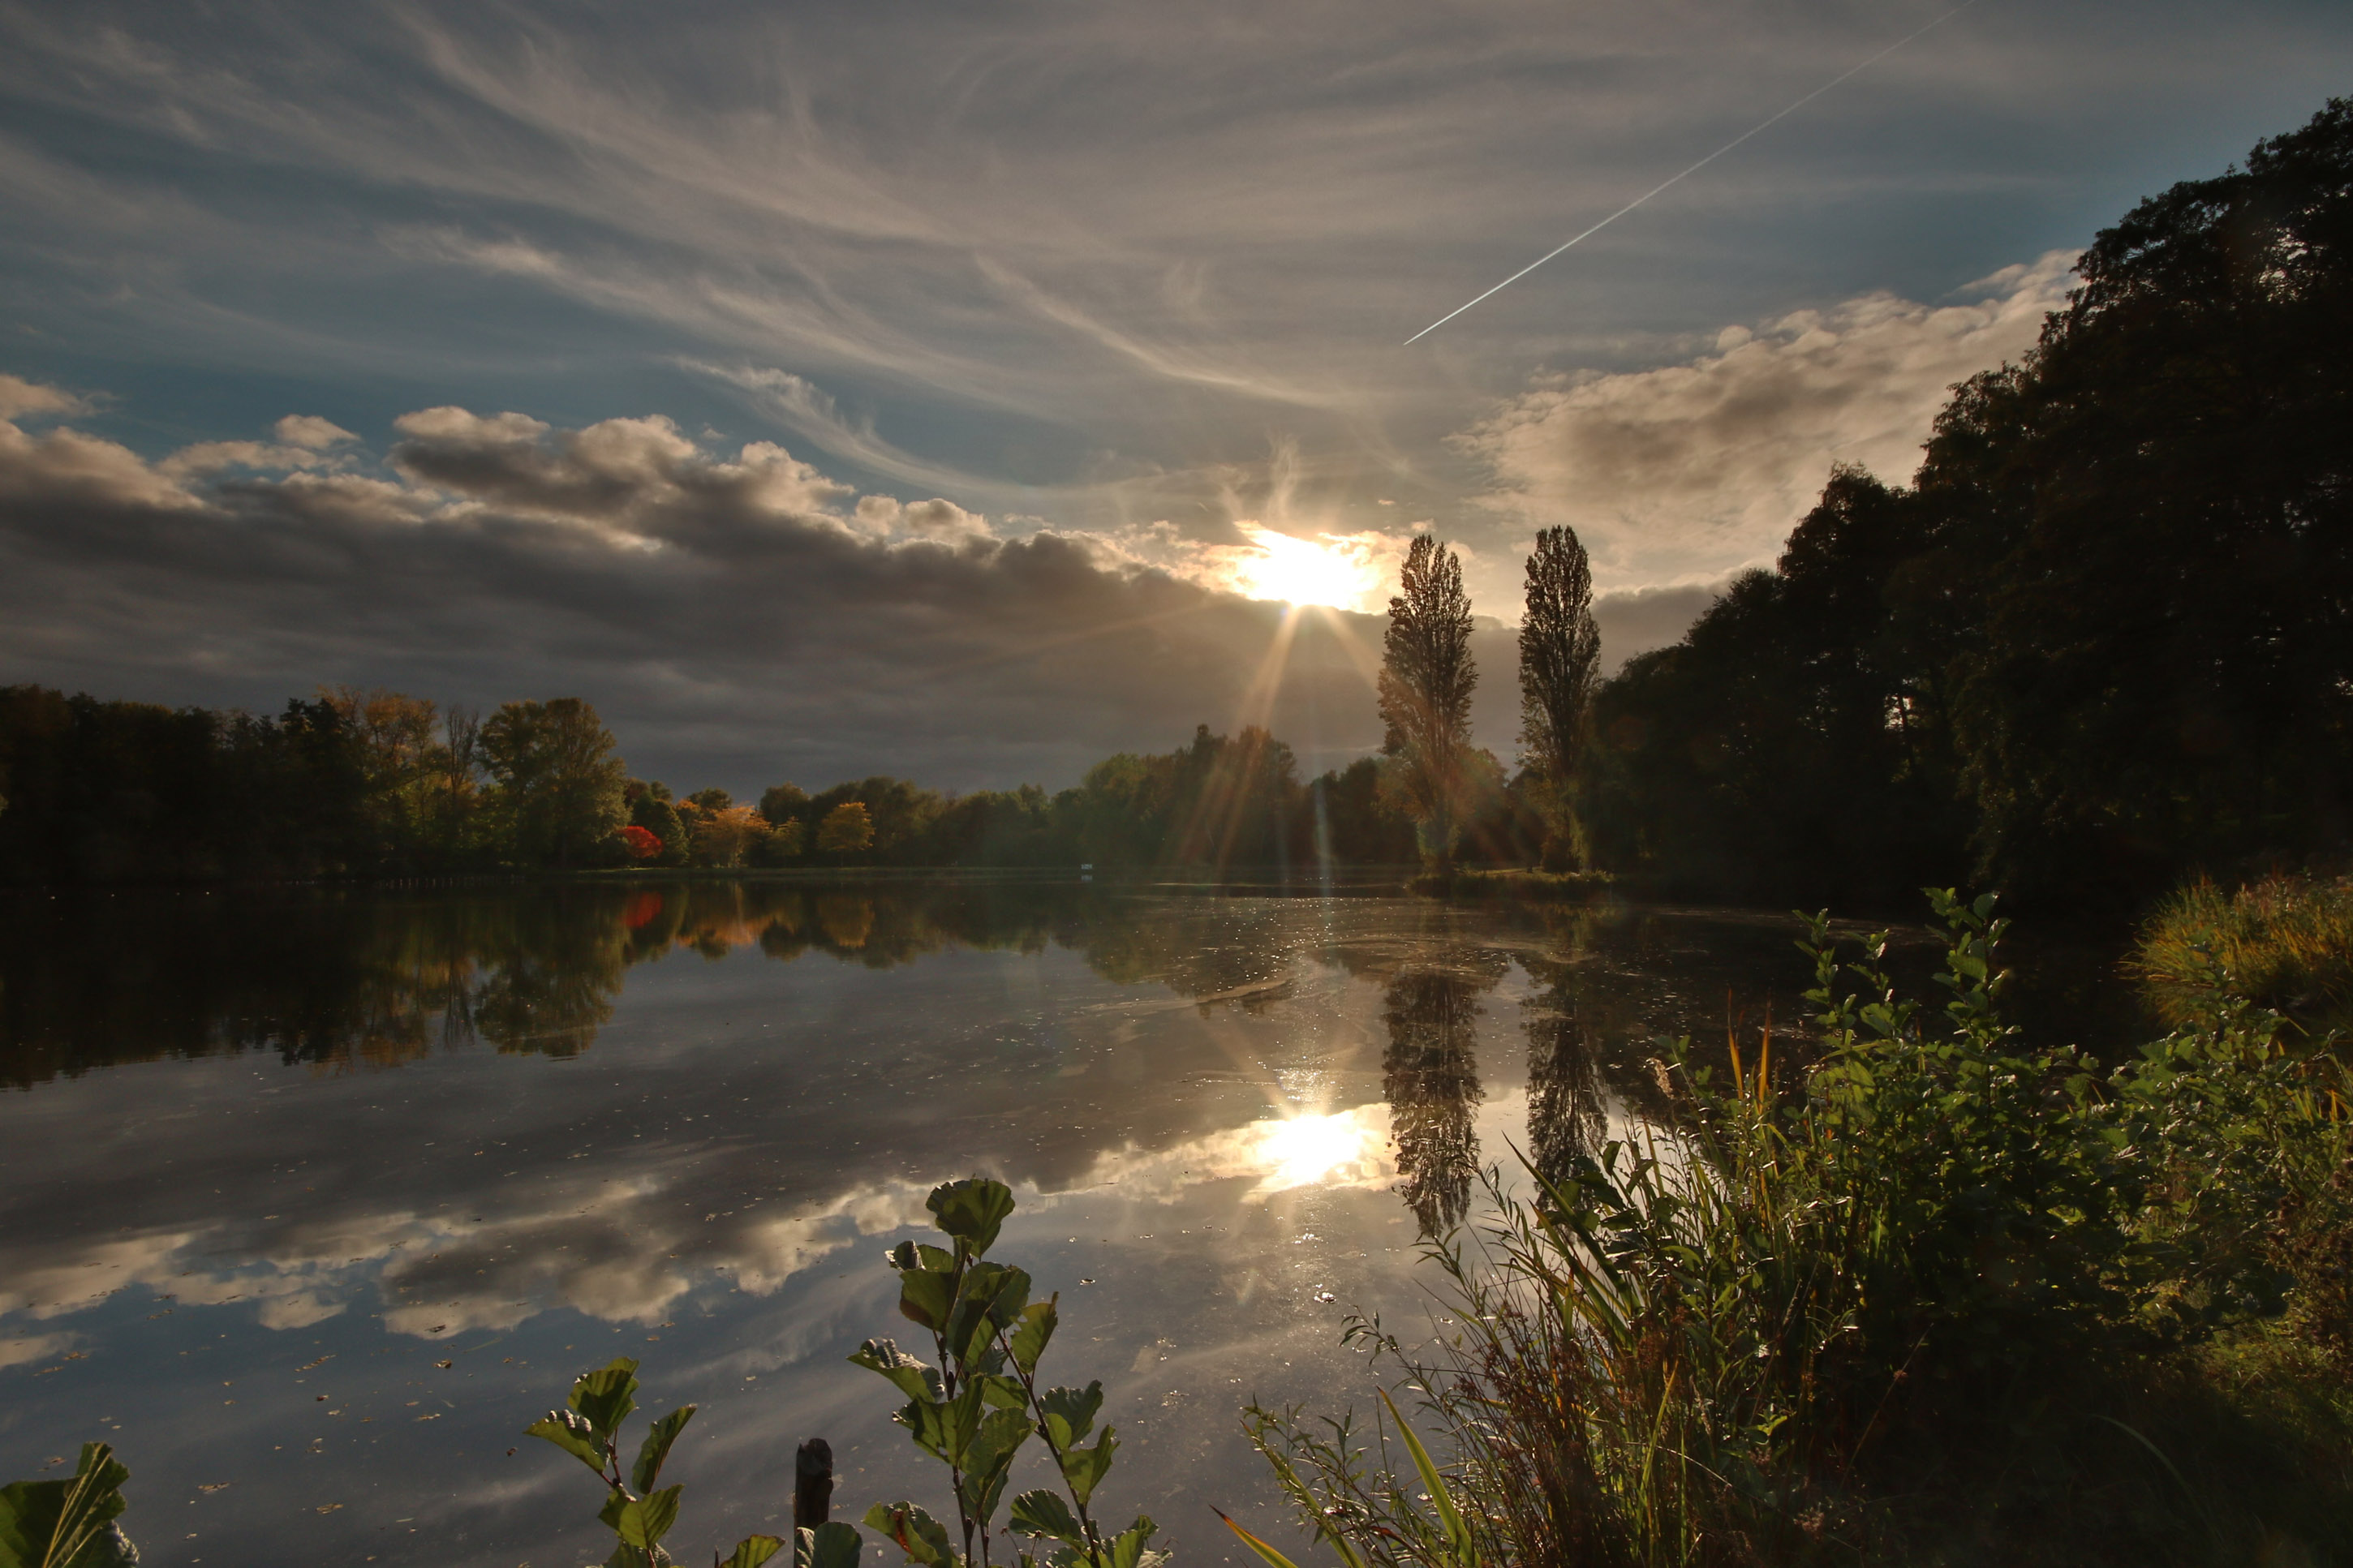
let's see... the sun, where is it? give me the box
[1227,523,1382,610]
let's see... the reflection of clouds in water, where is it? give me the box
[2,1104,1402,1350]
[0,1330,82,1368]
[1055,1104,1395,1204]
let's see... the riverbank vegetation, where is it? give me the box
[2137,874,2353,1037]
[1241,891,2353,1565]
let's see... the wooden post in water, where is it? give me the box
[795,1438,833,1529]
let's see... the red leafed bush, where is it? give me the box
[618,824,664,861]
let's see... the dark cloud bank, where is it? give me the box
[0,390,1699,793]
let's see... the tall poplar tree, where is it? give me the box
[1518,525,1601,869]
[1378,535,1478,872]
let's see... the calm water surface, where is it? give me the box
[1,880,1836,1567]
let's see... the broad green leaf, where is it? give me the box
[897,1269,957,1332]
[966,1407,1032,1484]
[957,1406,1032,1526]
[892,1395,957,1464]
[630,1405,695,1494]
[981,1264,1032,1328]
[1008,1490,1084,1546]
[724,1535,787,1568]
[793,1521,860,1568]
[569,1359,641,1442]
[978,1373,1029,1411]
[1213,1510,1305,1568]
[957,1464,1012,1536]
[1379,1390,1469,1566]
[947,1263,1030,1364]
[850,1339,945,1404]
[613,1484,683,1550]
[1104,1517,1159,1568]
[863,1501,956,1567]
[1007,1298,1057,1374]
[0,1442,136,1568]
[527,1409,609,1474]
[1057,1427,1118,1510]
[1038,1382,1103,1450]
[927,1178,1016,1257]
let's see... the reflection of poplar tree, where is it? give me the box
[1383,968,1483,1234]
[1524,977,1607,1192]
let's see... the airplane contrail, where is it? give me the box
[1404,3,1979,346]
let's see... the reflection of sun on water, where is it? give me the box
[1251,1108,1393,1193]
[1226,523,1385,611]
[1059,1103,1395,1203]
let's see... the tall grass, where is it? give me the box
[1241,891,2353,1566]
[2137,873,2353,1034]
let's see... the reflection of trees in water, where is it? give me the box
[1523,960,1608,1192]
[0,890,632,1083]
[2,880,1568,1089]
[1382,967,1484,1235]
[1056,899,1297,1008]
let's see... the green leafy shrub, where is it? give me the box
[527,1177,1140,1568]
[526,1357,832,1568]
[855,1177,1161,1568]
[1240,890,2353,1566]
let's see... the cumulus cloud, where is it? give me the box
[0,1330,80,1369]
[157,439,344,478]
[274,414,359,450]
[0,373,91,420]
[1458,252,2078,586]
[0,379,1531,790]
[0,412,198,512]
[854,494,994,543]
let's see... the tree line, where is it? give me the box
[6,102,2342,904]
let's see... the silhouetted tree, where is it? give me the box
[1379,535,1479,874]
[1303,757,1420,870]
[1518,526,1602,870]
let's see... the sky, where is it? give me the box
[1,0,2347,793]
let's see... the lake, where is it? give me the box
[0,879,1860,1567]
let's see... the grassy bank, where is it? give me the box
[2137,873,2353,1037]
